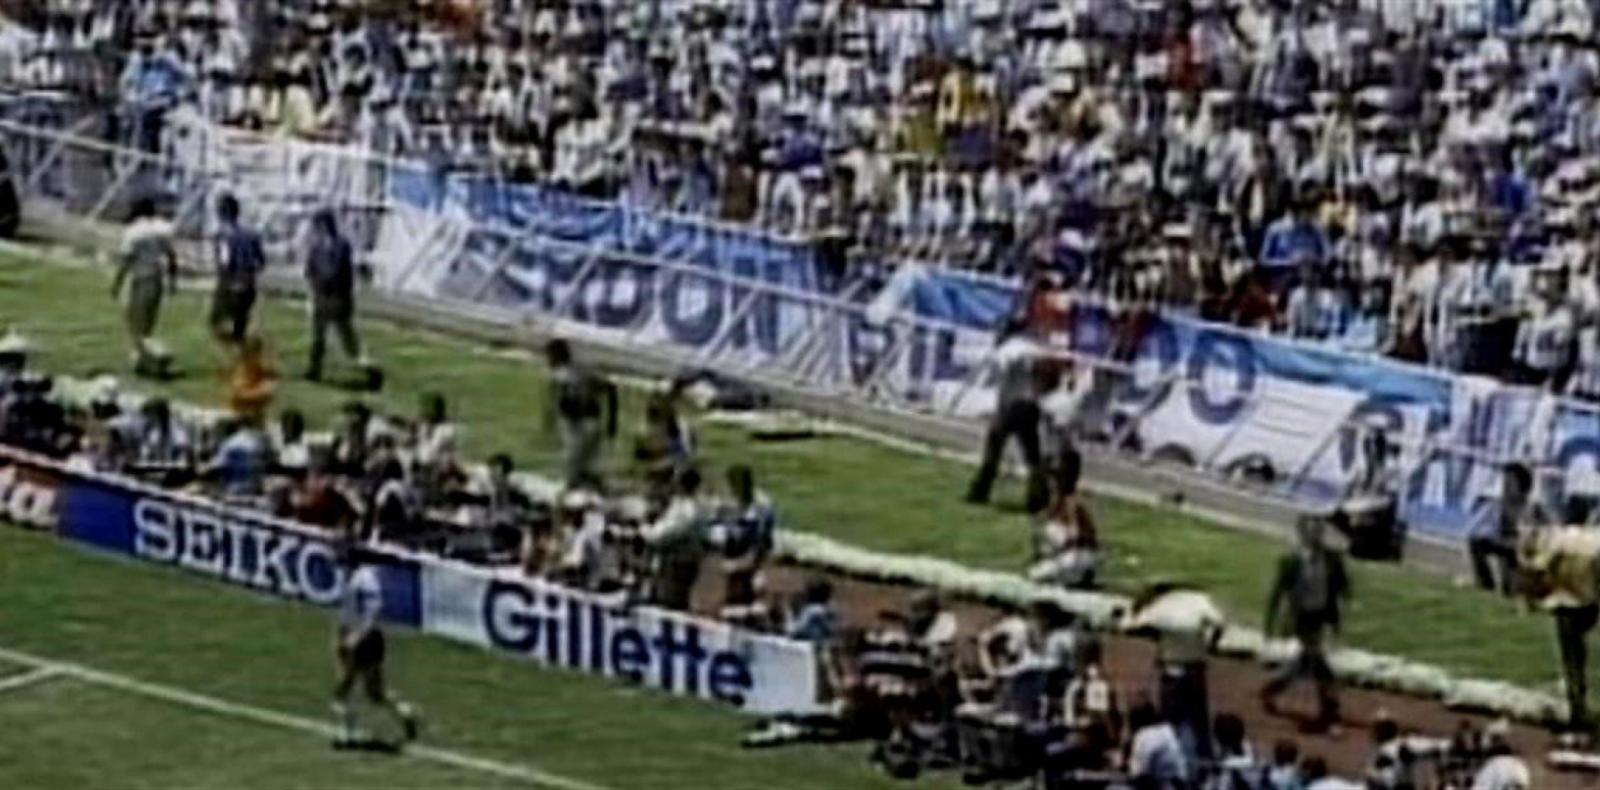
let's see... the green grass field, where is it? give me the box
[0,252,1578,702]
[0,526,937,790]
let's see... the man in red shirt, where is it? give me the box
[292,453,360,536]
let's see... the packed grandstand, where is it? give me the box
[8,0,1600,788]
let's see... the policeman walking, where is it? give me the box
[966,317,1048,513]
[211,194,266,344]
[303,209,377,389]
[1260,515,1350,732]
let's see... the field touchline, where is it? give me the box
[0,645,609,790]
[0,666,63,695]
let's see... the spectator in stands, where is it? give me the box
[1062,642,1122,768]
[368,456,422,545]
[210,194,266,345]
[1300,755,1360,790]
[545,339,617,491]
[640,467,709,610]
[1127,699,1191,789]
[291,451,359,535]
[1210,713,1263,790]
[1471,720,1531,790]
[331,400,378,478]
[787,579,839,644]
[1511,265,1577,388]
[412,392,463,502]
[273,408,310,475]
[550,490,606,589]
[1267,740,1304,790]
[208,417,271,501]
[131,397,193,476]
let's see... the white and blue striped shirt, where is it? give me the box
[339,565,383,632]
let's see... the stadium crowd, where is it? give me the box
[0,1,1575,784]
[18,1,1600,394]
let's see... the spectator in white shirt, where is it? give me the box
[640,467,709,610]
[1512,266,1577,388]
[1127,700,1191,788]
[1471,728,1531,790]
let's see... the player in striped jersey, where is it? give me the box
[332,545,420,749]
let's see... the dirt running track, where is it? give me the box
[692,564,1593,788]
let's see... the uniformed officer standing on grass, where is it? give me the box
[965,317,1048,513]
[110,198,177,377]
[1260,515,1350,732]
[211,194,266,344]
[303,209,375,388]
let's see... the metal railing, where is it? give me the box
[0,112,1582,545]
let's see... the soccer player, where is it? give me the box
[304,209,375,387]
[211,194,266,344]
[110,198,178,377]
[332,544,419,749]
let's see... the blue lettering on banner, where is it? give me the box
[370,160,1600,545]
[50,470,420,625]
[661,269,724,347]
[481,579,754,706]
[593,260,653,328]
[1186,329,1256,425]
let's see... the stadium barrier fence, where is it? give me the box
[2,110,1598,550]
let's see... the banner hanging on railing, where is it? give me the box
[11,116,1600,548]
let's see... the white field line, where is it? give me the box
[0,645,607,790]
[0,666,62,695]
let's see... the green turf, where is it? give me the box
[0,526,935,790]
[0,681,531,789]
[0,254,1575,693]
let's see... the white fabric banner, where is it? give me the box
[421,562,821,715]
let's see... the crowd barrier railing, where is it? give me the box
[0,114,1593,549]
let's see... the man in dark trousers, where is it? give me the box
[966,318,1048,512]
[544,339,618,491]
[303,209,375,387]
[1469,464,1537,596]
[1261,515,1350,732]
[211,194,266,344]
